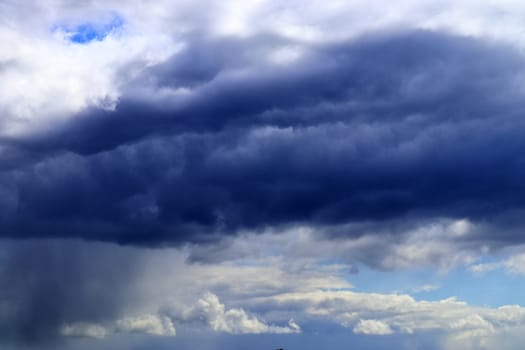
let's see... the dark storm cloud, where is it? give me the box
[2,30,525,243]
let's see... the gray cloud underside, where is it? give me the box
[1,31,525,243]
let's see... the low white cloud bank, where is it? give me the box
[167,292,299,334]
[61,314,175,339]
[59,292,297,339]
[116,314,176,336]
[59,287,525,347]
[253,290,525,343]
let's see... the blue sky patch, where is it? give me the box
[56,15,124,44]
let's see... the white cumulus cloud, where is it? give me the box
[171,292,300,334]
[353,319,394,335]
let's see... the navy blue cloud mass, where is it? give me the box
[1,31,525,243]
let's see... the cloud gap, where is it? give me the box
[53,14,124,44]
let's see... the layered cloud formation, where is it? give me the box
[3,236,525,350]
[3,1,525,349]
[3,23,525,245]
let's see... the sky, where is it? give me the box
[3,1,525,349]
